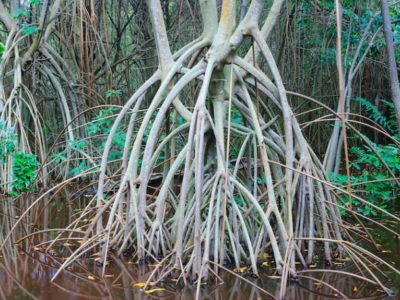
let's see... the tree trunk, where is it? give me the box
[381,0,400,134]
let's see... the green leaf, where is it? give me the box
[12,8,30,19]
[0,42,5,55]
[21,24,39,36]
[28,0,40,5]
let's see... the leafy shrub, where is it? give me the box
[51,107,126,176]
[353,97,397,134]
[330,96,399,217]
[330,142,399,217]
[11,151,39,196]
[0,121,17,163]
[1,121,40,195]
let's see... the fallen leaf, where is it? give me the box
[134,282,155,288]
[313,282,321,286]
[335,257,350,262]
[104,274,114,278]
[233,267,247,273]
[268,275,281,279]
[309,264,317,268]
[353,287,358,292]
[88,275,95,281]
[143,288,166,294]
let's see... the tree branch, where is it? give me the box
[146,0,173,75]
[0,0,16,31]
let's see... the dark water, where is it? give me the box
[0,196,399,299]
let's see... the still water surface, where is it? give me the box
[0,196,399,299]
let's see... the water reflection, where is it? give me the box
[0,251,395,300]
[0,195,399,299]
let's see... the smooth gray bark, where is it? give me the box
[381,0,400,133]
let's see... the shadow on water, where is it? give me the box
[0,193,399,299]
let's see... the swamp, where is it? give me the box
[0,0,400,299]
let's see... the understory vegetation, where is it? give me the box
[0,0,399,299]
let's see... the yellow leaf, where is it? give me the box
[33,246,40,251]
[263,253,271,258]
[87,275,95,281]
[335,257,350,262]
[309,264,317,268]
[313,282,321,286]
[104,274,114,278]
[294,261,301,265]
[353,287,358,292]
[143,288,166,294]
[233,267,247,273]
[261,262,269,267]
[91,252,100,257]
[63,243,72,247]
[268,275,281,279]
[134,282,155,288]
[381,250,392,253]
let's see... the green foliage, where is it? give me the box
[12,8,30,19]
[52,107,126,176]
[0,42,5,55]
[21,24,39,36]
[11,151,39,196]
[87,107,126,160]
[230,107,244,126]
[0,122,39,195]
[294,0,399,65]
[28,0,40,5]
[105,89,123,99]
[330,97,399,217]
[0,122,17,163]
[330,143,399,217]
[11,2,40,36]
[353,97,396,134]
